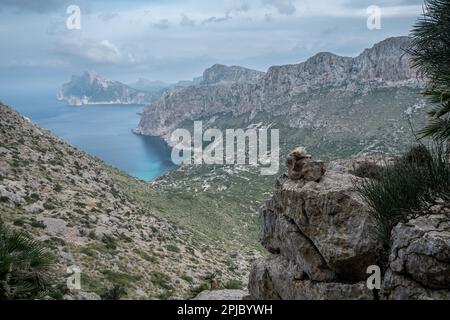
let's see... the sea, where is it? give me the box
[0,89,175,181]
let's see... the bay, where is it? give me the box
[0,90,175,181]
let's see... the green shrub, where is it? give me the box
[13,219,24,227]
[190,283,209,297]
[43,200,56,210]
[355,144,450,250]
[181,274,193,283]
[352,161,383,180]
[30,220,46,229]
[150,271,173,290]
[101,235,117,250]
[24,193,40,204]
[166,244,180,253]
[400,144,433,165]
[100,284,127,300]
[157,289,174,300]
[53,184,63,192]
[0,196,9,203]
[223,279,243,290]
[0,219,54,299]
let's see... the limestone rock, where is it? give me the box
[64,291,102,300]
[259,204,336,282]
[382,213,450,299]
[286,147,325,182]
[249,154,381,300]
[193,289,249,300]
[39,217,67,236]
[271,172,380,280]
[249,255,373,300]
[382,268,450,300]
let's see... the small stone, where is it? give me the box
[286,147,325,182]
[301,160,325,182]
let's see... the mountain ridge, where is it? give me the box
[135,36,424,160]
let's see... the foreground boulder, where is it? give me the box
[249,255,372,300]
[249,148,380,299]
[249,149,450,300]
[382,213,450,299]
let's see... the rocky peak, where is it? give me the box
[201,64,265,85]
[355,36,416,83]
[264,36,417,93]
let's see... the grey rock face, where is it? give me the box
[382,213,450,299]
[286,147,325,181]
[136,36,420,141]
[259,204,336,282]
[201,64,265,85]
[249,255,372,300]
[249,152,380,300]
[270,172,380,281]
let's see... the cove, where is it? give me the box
[0,90,175,181]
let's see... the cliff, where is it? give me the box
[135,37,422,142]
[201,64,265,85]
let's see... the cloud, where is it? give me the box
[180,14,196,27]
[262,0,296,15]
[235,2,250,13]
[202,11,232,24]
[0,0,64,13]
[98,12,119,22]
[153,19,170,29]
[54,38,124,65]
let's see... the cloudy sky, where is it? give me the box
[0,0,424,90]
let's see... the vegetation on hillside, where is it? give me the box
[356,144,450,254]
[0,219,54,299]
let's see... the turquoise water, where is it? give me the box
[0,90,175,181]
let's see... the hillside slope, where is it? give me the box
[0,103,261,299]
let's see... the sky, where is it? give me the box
[0,0,424,90]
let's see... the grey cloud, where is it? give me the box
[262,0,296,15]
[153,19,170,29]
[54,38,124,65]
[235,2,250,13]
[0,0,64,13]
[98,12,119,22]
[202,12,232,24]
[180,14,196,27]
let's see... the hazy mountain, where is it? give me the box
[200,64,265,85]
[128,78,170,93]
[57,71,155,106]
